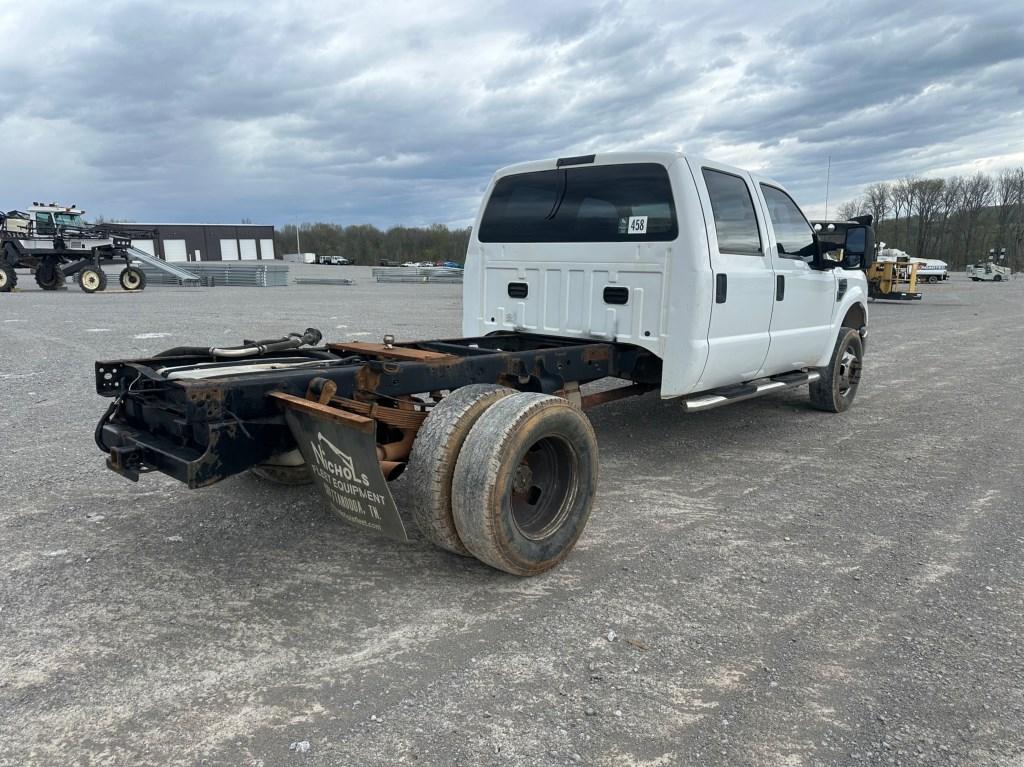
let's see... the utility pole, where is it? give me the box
[824,155,832,220]
[295,224,301,256]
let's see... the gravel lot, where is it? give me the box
[1,267,1022,767]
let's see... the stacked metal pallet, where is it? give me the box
[293,277,355,286]
[371,266,463,284]
[139,262,290,287]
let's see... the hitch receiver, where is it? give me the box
[107,444,142,482]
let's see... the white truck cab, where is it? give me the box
[464,152,869,400]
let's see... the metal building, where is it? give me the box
[106,223,277,263]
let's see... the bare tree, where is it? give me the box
[863,182,890,227]
[956,172,995,259]
[933,176,962,264]
[835,197,867,221]
[891,177,916,243]
[996,168,1024,268]
[910,178,945,257]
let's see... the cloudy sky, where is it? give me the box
[1,0,1022,228]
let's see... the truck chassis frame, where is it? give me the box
[94,329,826,574]
[96,332,661,487]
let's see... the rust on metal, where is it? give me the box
[377,428,416,461]
[582,345,612,363]
[313,378,337,404]
[580,382,655,410]
[354,363,382,398]
[267,391,375,434]
[327,342,457,362]
[555,381,583,409]
[329,396,426,430]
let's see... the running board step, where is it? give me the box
[682,371,821,413]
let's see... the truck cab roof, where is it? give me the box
[492,151,783,189]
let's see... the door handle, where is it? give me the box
[715,273,727,303]
[776,274,785,301]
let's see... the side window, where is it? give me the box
[760,185,816,260]
[35,213,55,235]
[701,168,762,255]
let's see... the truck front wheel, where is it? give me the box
[809,327,863,413]
[452,392,598,576]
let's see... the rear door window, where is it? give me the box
[701,168,762,255]
[478,163,678,242]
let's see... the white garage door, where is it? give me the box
[133,240,155,256]
[163,239,187,262]
[239,239,258,260]
[260,239,275,260]
[219,239,239,260]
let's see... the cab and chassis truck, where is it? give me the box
[94,152,873,576]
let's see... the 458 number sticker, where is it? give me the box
[627,215,648,235]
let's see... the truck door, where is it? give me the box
[688,160,775,389]
[754,183,837,374]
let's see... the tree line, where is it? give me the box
[833,168,1024,269]
[274,223,471,266]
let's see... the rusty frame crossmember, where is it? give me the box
[95,332,660,488]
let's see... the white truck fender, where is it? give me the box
[814,281,869,367]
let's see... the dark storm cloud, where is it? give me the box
[1,0,1021,225]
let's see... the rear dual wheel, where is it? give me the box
[404,384,516,556]
[407,387,599,575]
[452,392,598,576]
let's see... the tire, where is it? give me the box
[119,266,147,291]
[78,267,107,293]
[452,392,598,576]
[928,275,938,283]
[35,264,64,290]
[404,384,517,556]
[994,275,1002,282]
[250,451,313,485]
[0,264,15,292]
[809,327,863,413]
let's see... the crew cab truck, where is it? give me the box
[93,152,871,576]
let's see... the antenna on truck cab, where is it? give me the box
[824,155,832,219]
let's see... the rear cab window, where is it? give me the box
[478,163,678,242]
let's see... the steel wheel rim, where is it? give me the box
[124,271,140,289]
[837,346,861,397]
[82,271,100,290]
[507,435,579,541]
[0,270,7,288]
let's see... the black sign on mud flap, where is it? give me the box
[278,397,408,542]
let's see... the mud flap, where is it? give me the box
[271,392,408,542]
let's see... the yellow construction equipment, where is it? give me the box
[866,255,922,301]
